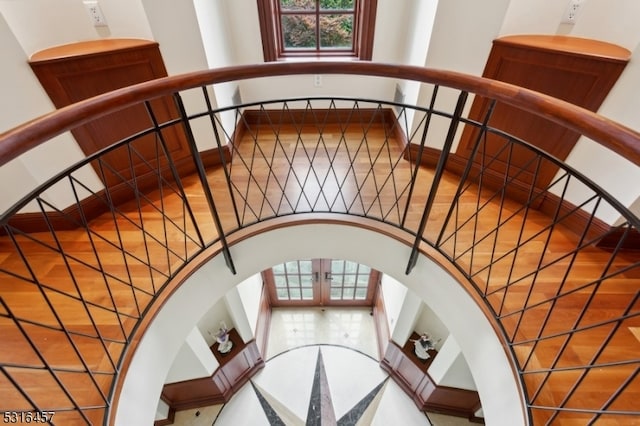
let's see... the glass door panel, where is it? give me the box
[266,259,321,306]
[266,259,377,307]
[324,259,376,305]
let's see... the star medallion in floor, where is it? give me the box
[213,345,430,425]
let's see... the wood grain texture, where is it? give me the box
[456,35,630,199]
[1,98,638,424]
[29,38,191,191]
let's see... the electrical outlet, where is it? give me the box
[83,1,108,27]
[314,75,322,87]
[561,0,585,24]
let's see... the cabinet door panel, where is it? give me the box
[29,39,191,189]
[456,35,629,201]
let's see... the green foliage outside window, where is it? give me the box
[280,0,354,49]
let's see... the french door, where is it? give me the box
[264,259,379,307]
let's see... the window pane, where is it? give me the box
[274,275,287,287]
[288,275,300,286]
[302,288,314,299]
[330,288,342,299]
[277,288,289,299]
[273,263,285,274]
[357,274,369,285]
[331,276,343,287]
[282,15,317,48]
[331,260,344,273]
[285,261,299,273]
[299,260,313,273]
[355,288,367,300]
[342,287,355,299]
[301,275,313,287]
[320,14,353,49]
[344,260,358,273]
[359,264,371,274]
[289,288,301,299]
[280,0,315,11]
[320,0,354,11]
[344,275,356,286]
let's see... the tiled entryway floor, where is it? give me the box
[170,307,478,425]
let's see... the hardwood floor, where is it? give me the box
[0,121,638,425]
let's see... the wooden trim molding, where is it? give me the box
[372,280,390,360]
[237,107,400,128]
[160,329,264,413]
[255,0,278,62]
[357,0,378,60]
[254,280,272,357]
[380,336,482,421]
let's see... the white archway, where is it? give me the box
[114,223,527,425]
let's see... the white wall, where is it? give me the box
[164,327,218,384]
[0,0,154,215]
[391,0,438,133]
[414,302,449,350]
[412,0,511,155]
[155,398,170,422]
[115,224,525,426]
[196,297,234,347]
[0,0,152,55]
[0,12,104,213]
[429,335,477,391]
[237,273,264,336]
[141,0,208,75]
[380,274,407,339]
[224,286,254,343]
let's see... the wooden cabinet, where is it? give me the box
[456,35,630,203]
[380,332,480,419]
[160,329,264,412]
[29,39,192,191]
[211,328,264,398]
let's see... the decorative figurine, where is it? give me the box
[214,321,233,354]
[411,333,436,361]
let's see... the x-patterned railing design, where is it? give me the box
[0,62,638,425]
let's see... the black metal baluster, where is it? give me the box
[173,92,236,274]
[201,86,242,229]
[144,100,206,250]
[406,91,468,274]
[401,85,439,228]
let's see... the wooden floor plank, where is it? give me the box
[0,123,638,423]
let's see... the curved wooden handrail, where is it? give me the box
[1,61,639,167]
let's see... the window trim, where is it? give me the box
[257,0,377,61]
[263,258,380,307]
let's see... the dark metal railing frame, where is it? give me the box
[0,63,638,425]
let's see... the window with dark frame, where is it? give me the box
[257,0,377,61]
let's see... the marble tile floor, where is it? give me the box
[266,307,380,361]
[170,307,478,426]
